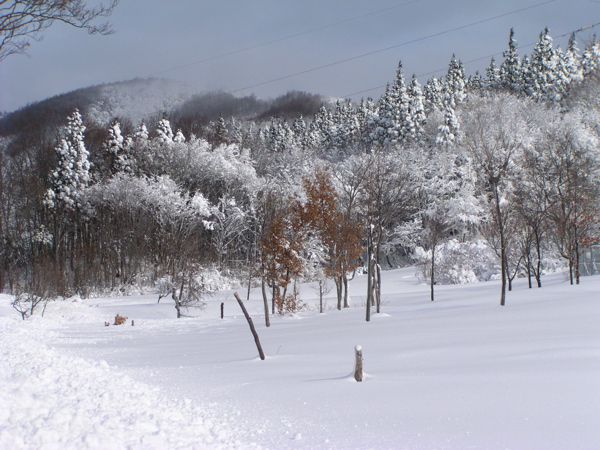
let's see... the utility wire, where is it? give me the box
[153,0,423,76]
[230,0,557,94]
[342,20,600,98]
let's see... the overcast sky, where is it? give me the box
[1,0,599,112]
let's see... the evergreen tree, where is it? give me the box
[436,96,459,148]
[214,117,228,145]
[173,129,186,143]
[467,71,484,95]
[135,122,149,141]
[445,55,467,105]
[104,120,132,174]
[565,33,583,83]
[524,28,558,102]
[423,77,444,112]
[485,57,501,90]
[407,75,426,142]
[156,118,174,144]
[44,109,91,211]
[580,35,600,76]
[372,62,412,146]
[499,28,522,92]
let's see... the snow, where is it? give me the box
[1,269,600,449]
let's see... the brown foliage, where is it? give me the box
[261,200,305,292]
[303,169,363,280]
[113,314,127,325]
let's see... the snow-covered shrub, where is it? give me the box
[192,267,236,293]
[415,239,498,284]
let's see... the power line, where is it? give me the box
[153,0,423,76]
[342,20,600,98]
[229,0,557,94]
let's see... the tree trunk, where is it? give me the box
[569,259,574,285]
[246,269,252,301]
[335,277,342,310]
[366,226,372,322]
[534,229,542,288]
[527,251,532,289]
[319,280,324,313]
[430,244,435,302]
[375,263,381,312]
[575,238,580,285]
[494,184,507,306]
[343,274,349,308]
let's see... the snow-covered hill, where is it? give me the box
[1,269,599,449]
[0,78,195,137]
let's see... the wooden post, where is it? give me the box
[354,345,363,382]
[233,292,265,360]
[220,302,224,319]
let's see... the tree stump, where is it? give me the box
[354,345,363,382]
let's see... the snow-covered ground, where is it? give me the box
[1,268,599,449]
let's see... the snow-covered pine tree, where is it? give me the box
[445,55,467,105]
[214,117,228,145]
[485,57,501,90]
[135,122,149,141]
[436,95,460,148]
[356,98,378,148]
[103,120,132,174]
[292,115,307,148]
[466,71,484,95]
[524,28,558,102]
[156,118,174,144]
[229,118,243,145]
[580,35,600,77]
[371,83,396,147]
[423,77,444,112]
[565,33,583,84]
[407,74,426,142]
[499,28,522,93]
[44,109,91,211]
[372,62,412,146]
[173,129,186,143]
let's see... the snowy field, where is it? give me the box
[1,268,599,450]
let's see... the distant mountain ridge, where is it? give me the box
[0,78,194,136]
[0,78,326,137]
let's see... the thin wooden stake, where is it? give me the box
[234,292,265,360]
[220,302,224,319]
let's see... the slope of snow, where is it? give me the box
[0,310,258,449]
[86,78,194,126]
[1,269,599,449]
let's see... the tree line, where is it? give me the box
[1,28,599,319]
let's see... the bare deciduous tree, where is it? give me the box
[0,0,119,61]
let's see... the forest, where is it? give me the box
[1,27,599,321]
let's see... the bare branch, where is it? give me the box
[0,0,119,61]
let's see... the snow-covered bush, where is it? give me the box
[415,239,498,284]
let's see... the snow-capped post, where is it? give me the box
[220,302,224,319]
[354,345,363,382]
[233,292,265,360]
